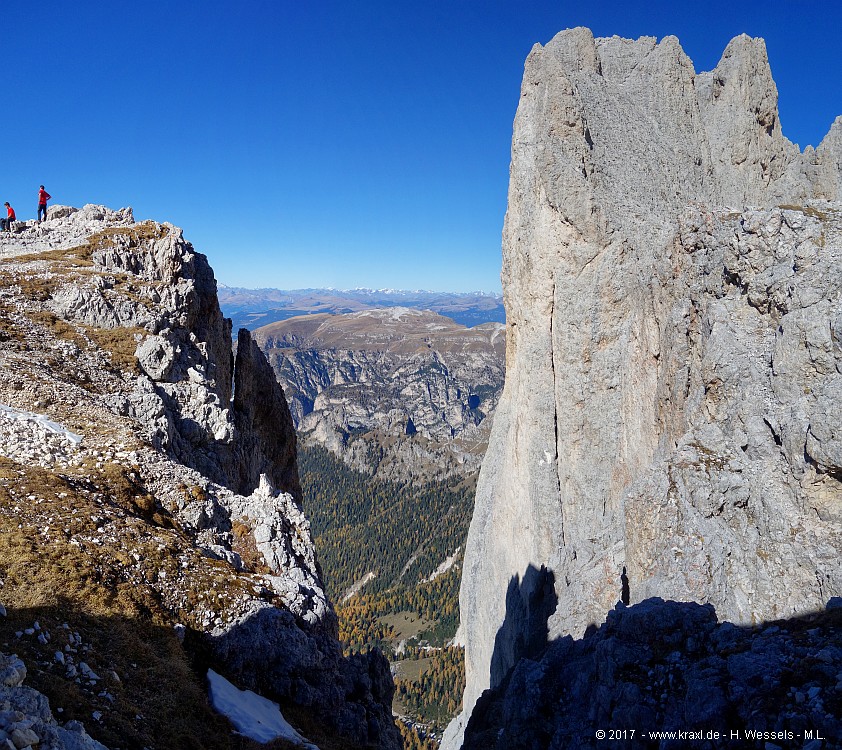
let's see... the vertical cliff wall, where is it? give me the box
[46,209,300,499]
[448,28,842,743]
[233,327,302,499]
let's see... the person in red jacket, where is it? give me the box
[37,185,51,222]
[1,202,15,231]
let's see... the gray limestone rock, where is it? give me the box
[0,653,107,750]
[34,206,300,499]
[135,333,177,381]
[448,28,842,745]
[232,329,302,499]
[0,656,25,688]
[816,117,842,199]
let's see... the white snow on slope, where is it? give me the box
[207,669,319,747]
[0,404,83,444]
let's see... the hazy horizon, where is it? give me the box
[217,283,505,296]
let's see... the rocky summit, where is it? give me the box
[447,29,842,746]
[0,205,399,749]
[253,308,505,481]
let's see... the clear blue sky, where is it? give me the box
[3,1,840,292]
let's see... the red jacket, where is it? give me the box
[38,189,50,205]
[6,206,14,220]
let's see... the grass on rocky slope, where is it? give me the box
[83,325,145,374]
[12,221,171,266]
[0,457,351,750]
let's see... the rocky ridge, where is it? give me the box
[254,308,505,481]
[0,205,399,749]
[448,29,842,745]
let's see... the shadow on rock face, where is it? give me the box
[0,602,272,750]
[465,597,842,750]
[489,565,558,693]
[204,603,400,749]
[0,601,401,750]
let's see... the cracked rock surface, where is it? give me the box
[448,29,842,745]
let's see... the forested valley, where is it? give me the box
[299,444,471,745]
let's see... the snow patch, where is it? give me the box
[353,307,423,322]
[0,404,83,444]
[207,669,318,747]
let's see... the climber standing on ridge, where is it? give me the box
[37,185,51,222]
[1,202,15,231]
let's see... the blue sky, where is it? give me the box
[3,1,840,292]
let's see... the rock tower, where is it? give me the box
[447,28,842,745]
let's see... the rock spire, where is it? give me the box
[446,28,842,746]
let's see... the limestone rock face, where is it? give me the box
[695,35,800,205]
[12,205,296,498]
[0,206,399,749]
[449,28,842,743]
[817,117,842,199]
[233,328,302,498]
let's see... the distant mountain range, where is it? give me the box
[252,307,506,481]
[218,286,505,330]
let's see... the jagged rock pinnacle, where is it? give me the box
[446,29,842,747]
